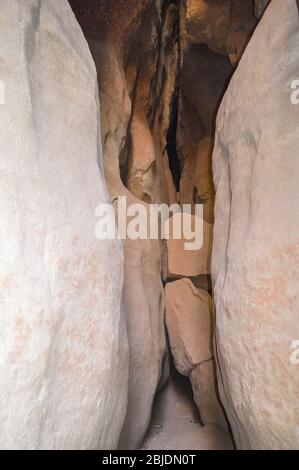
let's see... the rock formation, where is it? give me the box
[69,0,171,450]
[0,0,128,450]
[2,0,297,453]
[212,0,299,450]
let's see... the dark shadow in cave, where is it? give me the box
[166,86,181,192]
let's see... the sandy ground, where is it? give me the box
[141,372,234,451]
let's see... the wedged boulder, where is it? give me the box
[212,0,299,449]
[0,0,128,450]
[190,360,227,429]
[165,279,213,376]
[163,213,213,280]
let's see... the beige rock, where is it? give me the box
[0,0,128,450]
[164,213,213,279]
[68,3,169,449]
[191,360,227,429]
[165,279,213,376]
[212,0,299,450]
[184,0,256,64]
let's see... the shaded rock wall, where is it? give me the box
[0,0,128,450]
[212,0,299,450]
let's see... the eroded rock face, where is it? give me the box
[183,0,256,65]
[254,0,270,17]
[0,0,128,449]
[212,0,299,450]
[69,0,168,450]
[165,279,228,428]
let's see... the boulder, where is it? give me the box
[212,0,299,449]
[164,213,213,279]
[165,279,213,376]
[0,0,128,449]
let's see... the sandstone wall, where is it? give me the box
[212,0,299,450]
[0,0,128,449]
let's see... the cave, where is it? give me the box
[0,0,298,453]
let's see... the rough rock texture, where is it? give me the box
[164,213,213,279]
[0,0,128,450]
[69,0,168,450]
[212,0,299,450]
[178,1,258,227]
[118,229,166,450]
[190,360,227,428]
[165,279,213,376]
[179,45,233,223]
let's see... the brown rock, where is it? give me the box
[184,0,231,55]
[184,0,256,64]
[165,279,213,376]
[254,0,270,17]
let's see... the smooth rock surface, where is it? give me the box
[190,360,227,429]
[165,279,213,376]
[212,0,299,450]
[0,0,128,449]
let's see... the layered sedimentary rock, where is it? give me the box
[0,0,128,450]
[212,0,299,450]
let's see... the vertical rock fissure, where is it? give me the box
[166,77,181,193]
